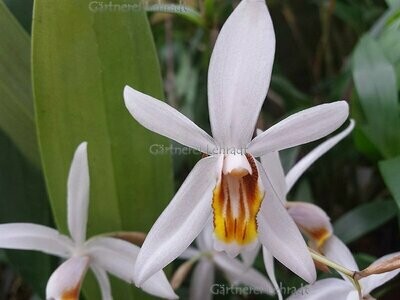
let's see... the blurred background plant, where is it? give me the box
[0,0,400,299]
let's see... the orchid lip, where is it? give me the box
[212,154,264,256]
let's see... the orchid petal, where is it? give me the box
[286,202,333,249]
[361,252,400,294]
[134,155,221,285]
[262,246,282,300]
[287,278,353,300]
[0,223,73,258]
[86,237,177,299]
[180,246,200,260]
[85,236,137,282]
[91,264,113,300]
[286,120,355,192]
[196,219,214,251]
[256,161,316,283]
[207,0,275,147]
[189,259,215,300]
[248,101,349,157]
[260,151,287,202]
[67,142,90,245]
[323,235,359,274]
[214,253,274,295]
[46,256,89,300]
[141,270,179,300]
[124,86,216,154]
[241,241,261,267]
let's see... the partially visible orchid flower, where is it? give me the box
[178,222,275,300]
[288,238,400,300]
[249,120,355,299]
[0,143,177,300]
[125,0,349,287]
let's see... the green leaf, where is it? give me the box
[0,2,53,296]
[0,1,40,167]
[334,199,397,243]
[352,35,400,158]
[32,0,173,298]
[379,156,400,209]
[379,25,400,86]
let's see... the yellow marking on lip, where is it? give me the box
[61,285,80,300]
[299,225,331,250]
[212,154,263,246]
[309,227,331,249]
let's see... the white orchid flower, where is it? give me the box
[288,237,400,300]
[179,222,275,299]
[248,120,354,299]
[124,0,349,287]
[0,143,177,300]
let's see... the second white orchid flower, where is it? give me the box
[124,0,349,287]
[0,143,177,300]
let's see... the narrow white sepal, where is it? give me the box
[285,120,355,192]
[0,223,73,258]
[91,264,113,300]
[262,247,282,300]
[67,142,90,245]
[248,101,349,157]
[124,85,216,154]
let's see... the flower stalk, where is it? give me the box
[309,248,362,299]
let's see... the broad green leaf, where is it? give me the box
[0,2,53,296]
[32,0,173,298]
[0,1,40,167]
[0,130,54,297]
[352,35,400,158]
[334,199,397,243]
[379,156,400,209]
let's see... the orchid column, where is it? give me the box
[124,0,349,288]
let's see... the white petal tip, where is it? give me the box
[133,265,149,287]
[74,142,88,157]
[46,256,90,300]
